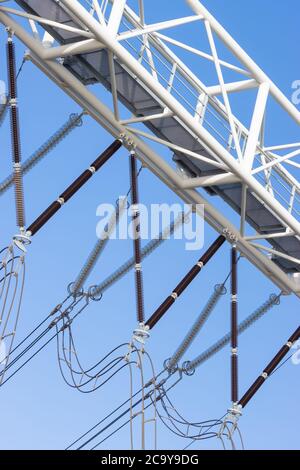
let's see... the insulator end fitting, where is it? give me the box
[67,282,84,298]
[13,232,31,253]
[87,285,103,302]
[182,361,196,376]
[163,358,178,374]
[227,403,243,418]
[132,323,150,345]
[269,293,281,306]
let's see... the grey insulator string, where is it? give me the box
[71,197,126,294]
[185,293,281,372]
[166,283,227,372]
[90,211,187,298]
[0,113,84,196]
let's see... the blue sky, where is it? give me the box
[0,0,299,450]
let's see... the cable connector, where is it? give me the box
[218,403,242,442]
[228,403,243,418]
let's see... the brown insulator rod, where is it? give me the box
[145,235,226,330]
[231,246,238,404]
[130,152,145,324]
[7,34,25,229]
[26,139,122,237]
[239,325,300,409]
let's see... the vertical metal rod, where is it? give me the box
[231,246,238,404]
[145,235,226,330]
[7,34,26,230]
[130,152,145,324]
[239,325,300,409]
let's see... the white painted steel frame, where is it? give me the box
[0,1,299,296]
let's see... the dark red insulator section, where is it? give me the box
[145,235,226,330]
[26,140,122,236]
[7,39,17,100]
[91,140,122,171]
[231,247,238,403]
[7,36,26,229]
[27,201,61,236]
[263,345,290,377]
[231,355,238,403]
[60,170,92,203]
[239,324,300,409]
[130,153,145,323]
[238,376,265,408]
[10,107,21,164]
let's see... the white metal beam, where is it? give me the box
[118,15,204,41]
[0,6,94,38]
[206,79,258,96]
[186,0,300,126]
[108,0,127,36]
[244,82,269,169]
[0,8,297,296]
[59,0,300,240]
[155,32,250,77]
[253,149,300,175]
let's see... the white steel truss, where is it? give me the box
[0,0,300,296]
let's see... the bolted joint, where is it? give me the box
[119,132,136,150]
[223,227,238,244]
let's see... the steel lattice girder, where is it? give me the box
[1,0,300,295]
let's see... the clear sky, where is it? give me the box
[0,0,299,450]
